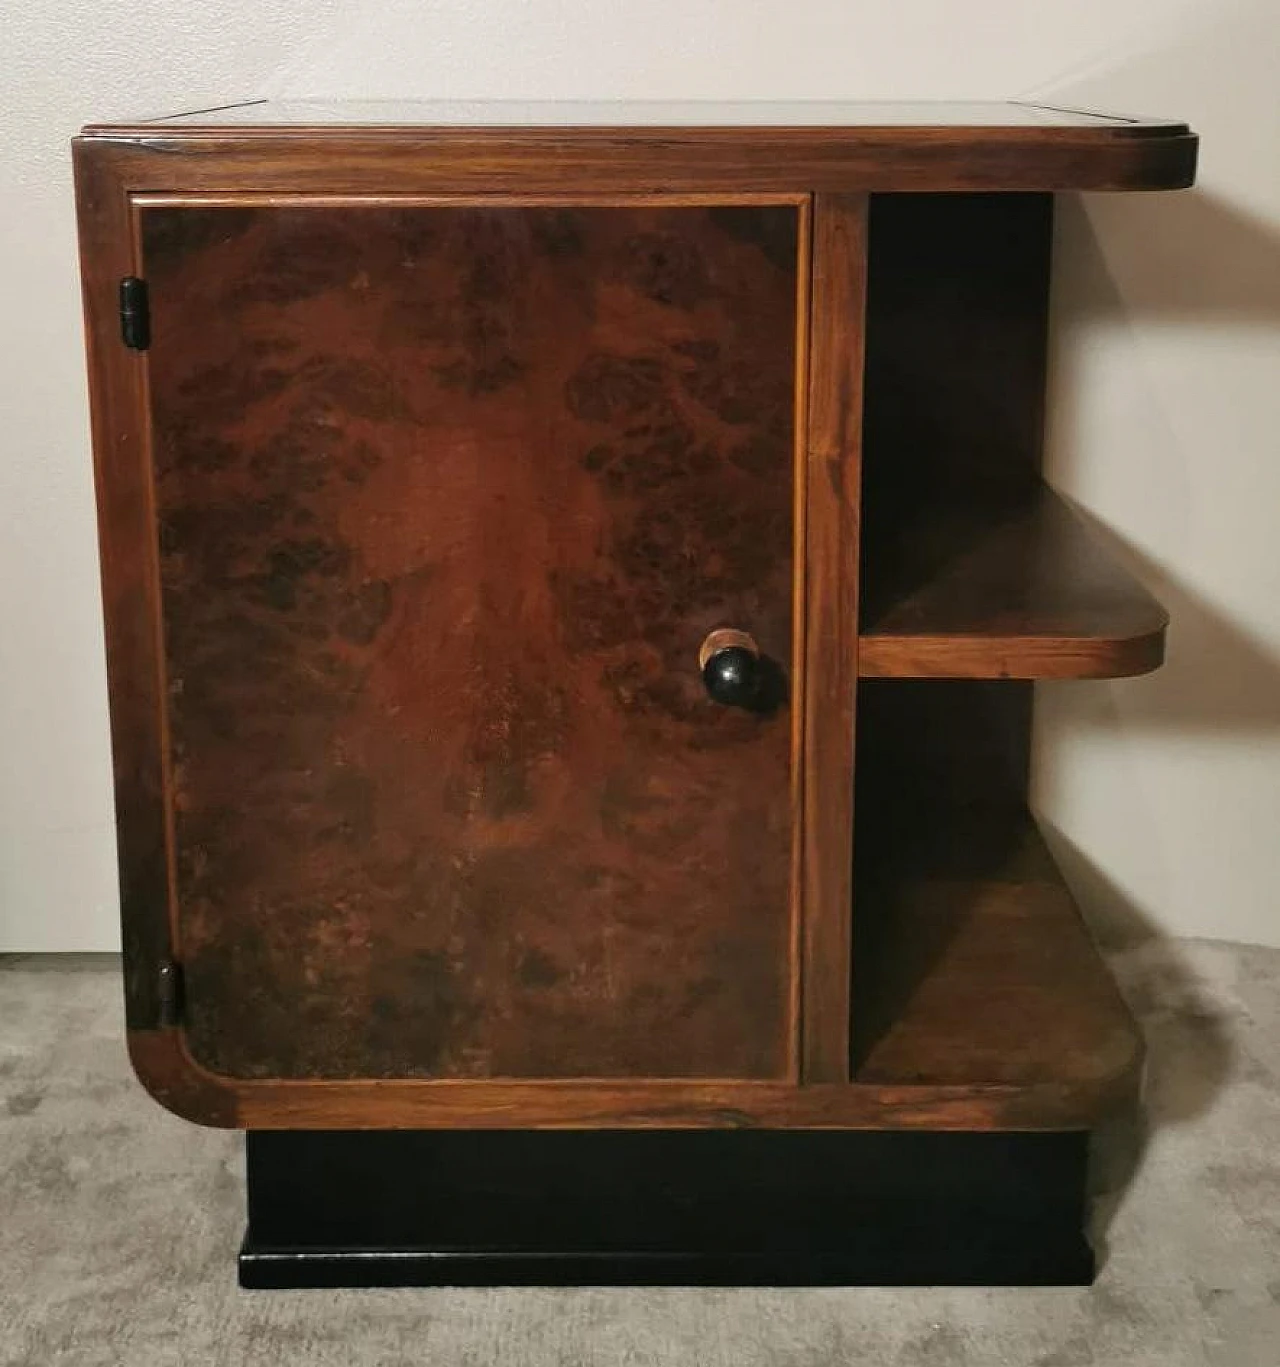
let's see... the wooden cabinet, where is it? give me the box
[75,101,1196,1283]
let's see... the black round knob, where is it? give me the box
[699,629,762,709]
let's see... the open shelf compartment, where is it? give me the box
[855,191,1166,683]
[850,681,1142,1105]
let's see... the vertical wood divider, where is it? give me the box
[800,194,868,1083]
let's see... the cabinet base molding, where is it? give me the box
[238,1128,1095,1288]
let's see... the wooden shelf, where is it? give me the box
[859,486,1167,680]
[852,803,1141,1097]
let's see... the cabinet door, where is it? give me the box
[137,201,803,1085]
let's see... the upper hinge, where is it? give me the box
[157,958,184,1027]
[118,276,150,350]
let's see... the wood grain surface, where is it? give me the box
[853,807,1143,1090]
[141,202,800,1081]
[72,141,175,1032]
[126,1026,1139,1132]
[859,485,1168,679]
[74,132,1175,1131]
[799,195,866,1081]
[74,114,1198,195]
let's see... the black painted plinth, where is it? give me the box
[239,1128,1094,1288]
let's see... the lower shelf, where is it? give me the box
[239,1128,1095,1288]
[850,680,1142,1101]
[853,804,1141,1092]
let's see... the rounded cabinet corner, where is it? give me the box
[126,1027,241,1129]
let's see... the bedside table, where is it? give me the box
[74,99,1197,1286]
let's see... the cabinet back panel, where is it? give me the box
[140,204,799,1081]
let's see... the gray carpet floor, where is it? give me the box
[2,939,1278,1366]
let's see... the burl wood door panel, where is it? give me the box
[140,202,801,1081]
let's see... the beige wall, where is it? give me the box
[2,0,1276,949]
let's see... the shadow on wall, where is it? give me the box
[1043,185,1280,729]
[1027,0,1280,1010]
[1063,501,1280,735]
[1035,175,1279,1258]
[1041,824,1237,1265]
[1062,188,1280,324]
[1040,190,1280,725]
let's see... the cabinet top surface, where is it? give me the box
[75,100,1196,193]
[88,98,1185,134]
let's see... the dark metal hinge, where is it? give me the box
[157,958,184,1027]
[119,276,150,350]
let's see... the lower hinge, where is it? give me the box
[157,959,185,1027]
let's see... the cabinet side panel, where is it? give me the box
[73,142,176,1031]
[141,203,799,1082]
